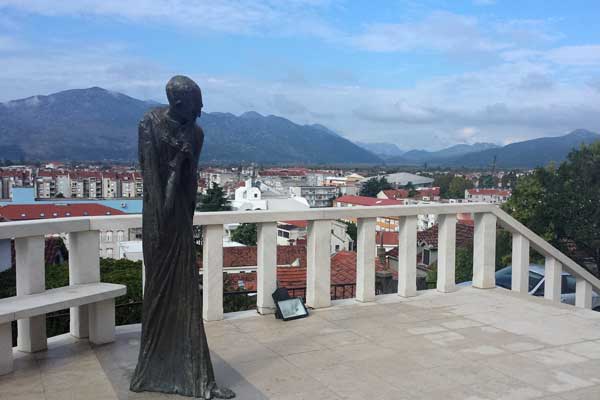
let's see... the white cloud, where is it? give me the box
[351,11,509,54]
[0,0,335,37]
[1,3,599,149]
[545,45,600,66]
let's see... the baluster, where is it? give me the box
[398,215,417,297]
[575,278,593,309]
[437,214,456,293]
[68,230,100,339]
[511,233,529,293]
[203,224,224,321]
[15,236,46,352]
[257,222,277,314]
[356,217,376,302]
[306,220,331,308]
[473,213,497,289]
[544,257,561,302]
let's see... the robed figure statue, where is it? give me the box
[130,76,234,399]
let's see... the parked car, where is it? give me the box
[460,264,600,310]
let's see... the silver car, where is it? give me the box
[464,264,600,310]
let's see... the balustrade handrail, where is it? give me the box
[491,207,600,292]
[1,203,497,238]
[0,202,598,293]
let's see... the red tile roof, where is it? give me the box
[199,246,307,269]
[281,220,308,228]
[382,189,409,199]
[376,231,399,246]
[0,203,125,220]
[386,222,474,258]
[223,251,390,294]
[415,187,440,198]
[335,195,403,206]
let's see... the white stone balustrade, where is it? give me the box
[257,222,277,314]
[511,233,530,294]
[1,201,599,377]
[356,218,376,302]
[306,220,332,308]
[473,213,497,289]
[544,257,562,302]
[436,214,456,293]
[398,215,417,297]
[15,235,46,352]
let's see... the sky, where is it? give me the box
[1,0,600,150]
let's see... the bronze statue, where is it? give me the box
[131,76,234,399]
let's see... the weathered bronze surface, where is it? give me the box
[130,75,234,399]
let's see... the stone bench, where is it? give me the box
[0,282,126,375]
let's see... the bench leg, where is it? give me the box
[89,299,115,345]
[17,315,47,353]
[0,323,13,375]
[70,305,90,339]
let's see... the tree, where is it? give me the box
[360,177,392,197]
[341,221,357,245]
[405,181,417,197]
[480,175,496,188]
[433,174,454,198]
[231,223,257,246]
[196,182,231,211]
[504,142,600,277]
[426,246,474,286]
[447,176,473,199]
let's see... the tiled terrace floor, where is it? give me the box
[3,287,600,399]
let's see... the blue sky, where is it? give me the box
[1,0,600,149]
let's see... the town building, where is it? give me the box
[362,172,434,189]
[0,177,12,200]
[0,203,137,259]
[289,186,338,208]
[334,195,404,231]
[277,220,352,253]
[465,188,512,204]
[377,189,409,200]
[231,180,309,211]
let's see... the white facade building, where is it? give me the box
[465,188,512,204]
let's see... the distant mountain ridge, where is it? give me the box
[375,132,599,168]
[447,129,600,168]
[355,142,405,158]
[1,88,598,168]
[0,87,381,164]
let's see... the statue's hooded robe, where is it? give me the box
[130,106,216,398]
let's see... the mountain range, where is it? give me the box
[0,88,380,165]
[0,87,598,168]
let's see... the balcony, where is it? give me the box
[1,203,600,399]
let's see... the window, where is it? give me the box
[117,230,124,241]
[106,248,113,258]
[423,249,431,265]
[105,231,113,242]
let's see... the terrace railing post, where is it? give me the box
[544,257,562,302]
[202,224,224,321]
[576,277,593,309]
[436,214,456,293]
[511,233,530,293]
[398,215,417,297]
[307,220,331,308]
[257,222,277,314]
[15,235,47,353]
[356,217,376,302]
[68,230,101,339]
[473,213,497,289]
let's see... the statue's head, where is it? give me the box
[166,75,203,123]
